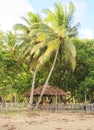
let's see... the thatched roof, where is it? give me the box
[23,85,67,97]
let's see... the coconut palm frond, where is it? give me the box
[43,3,64,27]
[43,9,57,24]
[30,42,47,57]
[36,32,49,42]
[37,38,60,68]
[17,45,31,62]
[17,40,34,62]
[21,16,31,25]
[14,24,29,33]
[54,3,65,26]
[64,2,75,28]
[28,12,41,22]
[36,31,57,42]
[66,23,80,38]
[64,39,76,70]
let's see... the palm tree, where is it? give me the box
[3,31,19,59]
[14,12,43,107]
[33,2,79,106]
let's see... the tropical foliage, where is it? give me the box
[0,2,94,104]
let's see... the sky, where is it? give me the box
[0,0,94,39]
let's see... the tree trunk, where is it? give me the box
[36,46,59,107]
[84,91,87,103]
[29,66,37,108]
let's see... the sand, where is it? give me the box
[0,111,94,130]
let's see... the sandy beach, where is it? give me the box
[0,111,94,130]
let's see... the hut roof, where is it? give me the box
[23,85,67,97]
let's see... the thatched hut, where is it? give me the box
[23,85,67,104]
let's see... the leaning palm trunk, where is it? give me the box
[36,46,60,108]
[29,66,37,109]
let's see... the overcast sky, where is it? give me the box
[0,0,94,39]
